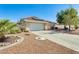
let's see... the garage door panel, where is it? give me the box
[28,23,44,31]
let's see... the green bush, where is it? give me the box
[9,27,21,34]
[0,19,21,42]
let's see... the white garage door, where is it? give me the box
[28,23,45,31]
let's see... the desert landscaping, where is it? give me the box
[0,32,78,54]
[0,4,79,54]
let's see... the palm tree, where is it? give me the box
[0,19,19,42]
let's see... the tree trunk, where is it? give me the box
[69,25,71,31]
[64,25,66,30]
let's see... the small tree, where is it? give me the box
[66,7,78,31]
[56,10,67,29]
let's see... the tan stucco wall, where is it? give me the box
[45,23,52,30]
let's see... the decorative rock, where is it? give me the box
[35,36,46,40]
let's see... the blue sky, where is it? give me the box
[0,4,79,22]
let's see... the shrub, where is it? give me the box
[0,19,20,42]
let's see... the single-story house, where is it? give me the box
[18,16,55,31]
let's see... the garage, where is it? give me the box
[28,23,45,31]
[19,16,53,31]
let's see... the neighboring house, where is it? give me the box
[18,16,55,31]
[55,24,79,30]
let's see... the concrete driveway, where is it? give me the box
[32,31,79,52]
